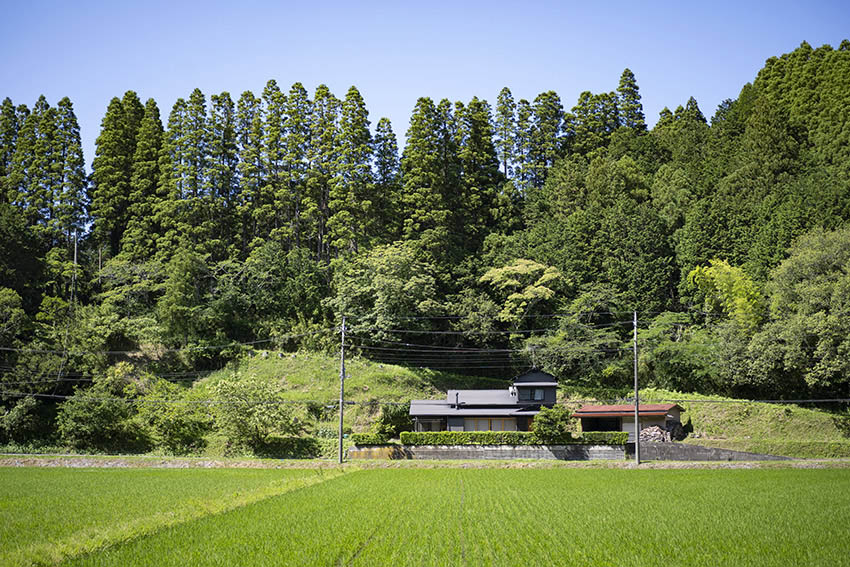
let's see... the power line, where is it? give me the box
[0,328,335,356]
[0,391,410,406]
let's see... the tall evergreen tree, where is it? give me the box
[121,98,164,260]
[400,97,449,249]
[206,92,239,258]
[90,93,144,257]
[329,86,371,254]
[528,91,563,188]
[53,97,87,251]
[283,82,311,248]
[372,116,401,242]
[494,87,516,177]
[153,97,188,259]
[617,68,646,131]
[10,96,53,230]
[121,91,145,161]
[306,84,339,260]
[570,91,619,156]
[453,97,501,251]
[261,80,287,242]
[184,88,208,199]
[235,90,267,254]
[513,98,534,193]
[0,98,21,205]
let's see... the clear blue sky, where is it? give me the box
[1,0,848,171]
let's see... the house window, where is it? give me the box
[417,419,443,432]
[519,388,546,401]
[463,418,517,431]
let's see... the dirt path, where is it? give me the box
[2,454,849,470]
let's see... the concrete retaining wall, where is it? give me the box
[348,444,626,461]
[628,442,790,461]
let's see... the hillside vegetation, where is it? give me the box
[197,351,507,432]
[202,353,850,458]
[3,41,850,451]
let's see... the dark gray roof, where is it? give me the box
[513,382,559,387]
[409,401,452,416]
[409,399,541,417]
[512,370,558,385]
[447,389,516,406]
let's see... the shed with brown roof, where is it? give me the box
[573,403,683,442]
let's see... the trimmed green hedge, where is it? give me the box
[580,431,629,444]
[349,433,392,446]
[399,431,628,446]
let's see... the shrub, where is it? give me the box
[0,397,43,443]
[255,435,320,459]
[212,376,300,451]
[134,380,212,455]
[56,363,151,452]
[372,403,412,437]
[313,424,338,439]
[532,405,574,442]
[350,433,391,446]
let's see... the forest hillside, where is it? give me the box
[2,41,850,450]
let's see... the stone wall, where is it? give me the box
[347,444,626,461]
[629,442,791,461]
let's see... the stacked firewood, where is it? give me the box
[639,421,687,443]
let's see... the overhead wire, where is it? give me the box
[0,327,335,356]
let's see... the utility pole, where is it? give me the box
[633,310,640,465]
[338,316,346,464]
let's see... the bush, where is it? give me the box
[56,363,151,452]
[212,376,300,451]
[350,433,391,446]
[372,403,412,437]
[134,380,212,455]
[0,397,43,443]
[57,394,148,452]
[255,435,320,459]
[532,405,574,442]
[399,430,629,446]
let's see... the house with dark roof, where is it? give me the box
[573,403,683,442]
[409,370,558,432]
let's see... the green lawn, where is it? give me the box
[16,467,843,567]
[0,467,338,567]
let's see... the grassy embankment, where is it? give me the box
[20,467,845,566]
[204,352,850,458]
[196,350,508,433]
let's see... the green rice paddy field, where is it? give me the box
[4,465,850,566]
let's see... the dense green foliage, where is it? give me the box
[3,41,850,446]
[349,432,391,445]
[29,467,850,567]
[370,402,413,437]
[532,404,576,442]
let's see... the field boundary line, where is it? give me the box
[336,483,405,567]
[2,469,347,567]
